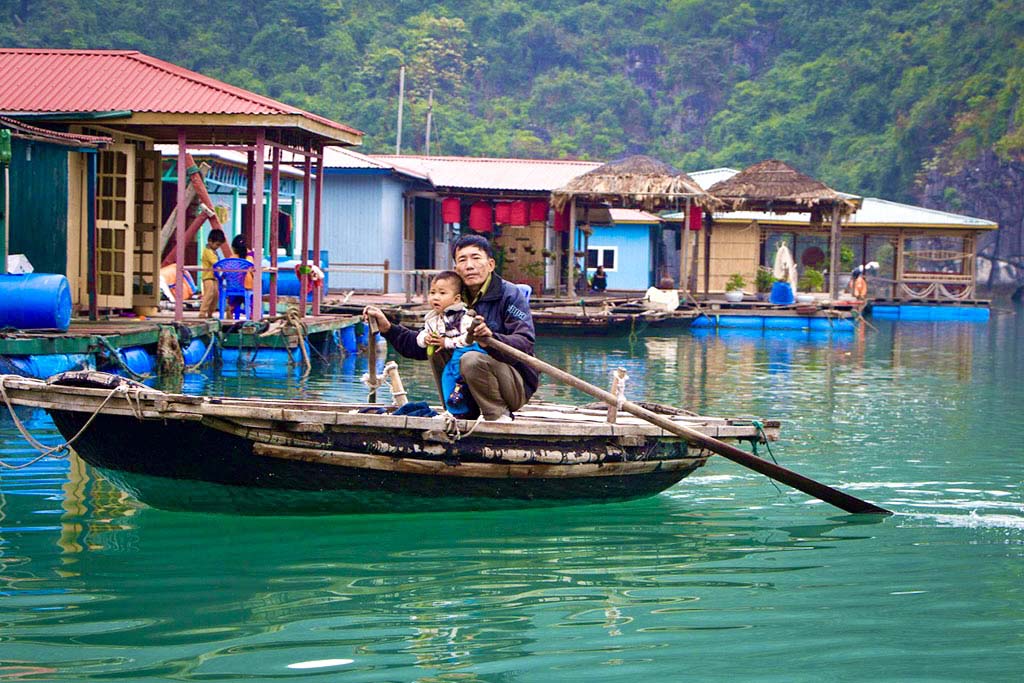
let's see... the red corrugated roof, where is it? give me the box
[0,48,361,137]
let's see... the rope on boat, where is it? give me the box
[443,411,484,441]
[0,377,132,469]
[749,420,778,464]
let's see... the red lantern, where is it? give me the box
[529,200,549,223]
[689,208,703,231]
[441,197,461,224]
[494,202,511,224]
[553,205,570,233]
[509,200,528,226]
[468,201,493,233]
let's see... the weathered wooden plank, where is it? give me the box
[252,443,700,479]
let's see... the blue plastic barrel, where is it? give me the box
[7,353,91,378]
[262,250,329,298]
[182,339,209,366]
[769,281,795,305]
[0,273,72,331]
[339,325,358,354]
[119,347,155,375]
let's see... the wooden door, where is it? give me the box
[95,144,135,309]
[132,149,161,308]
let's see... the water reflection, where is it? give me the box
[0,489,886,679]
[1,312,1021,679]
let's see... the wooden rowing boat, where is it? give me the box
[0,371,779,515]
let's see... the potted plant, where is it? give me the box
[797,267,824,304]
[754,268,776,301]
[724,273,746,302]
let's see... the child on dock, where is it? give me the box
[199,229,226,318]
[417,271,479,414]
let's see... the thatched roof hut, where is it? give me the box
[707,159,860,214]
[551,155,719,212]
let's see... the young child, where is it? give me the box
[417,271,480,415]
[227,234,255,318]
[417,271,473,352]
[198,229,226,318]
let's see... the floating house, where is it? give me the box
[318,148,430,293]
[579,208,666,291]
[0,48,362,321]
[364,155,602,292]
[671,165,997,303]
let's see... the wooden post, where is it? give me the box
[300,149,312,317]
[174,129,187,322]
[383,258,390,293]
[701,214,711,296]
[313,146,324,317]
[606,368,628,424]
[894,230,905,301]
[87,151,98,320]
[0,159,7,274]
[690,210,701,295]
[828,205,842,296]
[680,198,691,293]
[384,361,409,406]
[245,150,256,246]
[251,129,265,322]
[567,197,577,298]
[269,145,281,316]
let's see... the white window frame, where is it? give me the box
[586,246,619,272]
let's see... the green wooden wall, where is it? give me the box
[8,138,69,275]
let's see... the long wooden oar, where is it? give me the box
[479,335,891,515]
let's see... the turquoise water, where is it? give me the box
[1,310,1022,681]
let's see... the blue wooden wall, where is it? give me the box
[582,222,655,290]
[319,171,407,292]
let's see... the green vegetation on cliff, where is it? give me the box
[2,0,1021,203]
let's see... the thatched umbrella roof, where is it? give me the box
[707,159,860,214]
[551,154,720,212]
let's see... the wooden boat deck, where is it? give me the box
[0,374,778,443]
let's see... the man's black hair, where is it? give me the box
[451,234,493,259]
[208,228,226,244]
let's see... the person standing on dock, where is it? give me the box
[364,235,538,422]
[199,229,226,319]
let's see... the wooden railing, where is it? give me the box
[325,260,442,302]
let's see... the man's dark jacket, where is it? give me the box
[381,274,539,399]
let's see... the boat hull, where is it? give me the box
[49,409,702,515]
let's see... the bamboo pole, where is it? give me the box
[478,334,892,515]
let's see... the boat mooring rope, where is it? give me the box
[284,307,312,377]
[93,336,152,381]
[443,411,484,441]
[0,378,134,469]
[183,320,220,373]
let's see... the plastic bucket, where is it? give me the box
[0,273,72,331]
[769,281,795,305]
